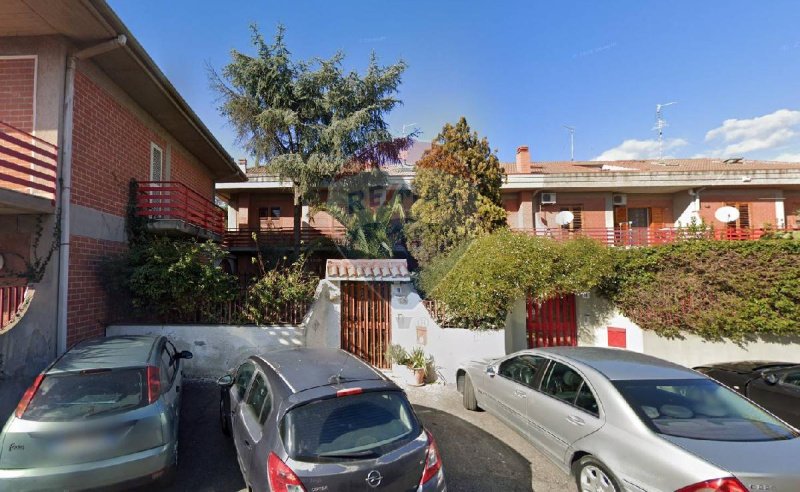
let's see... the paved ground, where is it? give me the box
[155,380,572,492]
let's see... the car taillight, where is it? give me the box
[268,452,306,492]
[419,430,442,485]
[336,387,363,397]
[15,373,44,418]
[146,366,161,404]
[676,477,747,492]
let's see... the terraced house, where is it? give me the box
[218,142,800,259]
[0,0,244,414]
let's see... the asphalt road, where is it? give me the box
[156,380,572,492]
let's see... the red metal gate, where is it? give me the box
[340,281,392,368]
[526,294,578,348]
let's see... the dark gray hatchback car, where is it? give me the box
[218,348,446,492]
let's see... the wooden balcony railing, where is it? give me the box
[0,121,58,202]
[224,225,347,249]
[1,285,28,334]
[137,181,226,236]
[517,227,773,246]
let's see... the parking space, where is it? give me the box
[162,380,571,492]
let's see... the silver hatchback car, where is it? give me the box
[457,347,800,492]
[0,335,192,491]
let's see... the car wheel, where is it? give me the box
[572,455,621,492]
[462,374,480,411]
[220,398,231,436]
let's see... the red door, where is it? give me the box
[526,295,578,348]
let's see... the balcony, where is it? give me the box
[137,181,226,240]
[0,121,58,214]
[519,227,775,247]
[0,285,30,335]
[224,225,346,250]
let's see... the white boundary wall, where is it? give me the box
[106,324,304,378]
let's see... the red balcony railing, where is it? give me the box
[0,121,58,202]
[224,225,347,249]
[0,285,28,333]
[137,181,226,236]
[518,227,772,247]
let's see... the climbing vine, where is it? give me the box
[0,210,61,283]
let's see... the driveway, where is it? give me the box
[158,380,572,492]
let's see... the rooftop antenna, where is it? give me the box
[563,125,575,161]
[399,123,418,167]
[653,102,677,163]
[401,123,418,137]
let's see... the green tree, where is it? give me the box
[210,25,411,253]
[319,192,406,258]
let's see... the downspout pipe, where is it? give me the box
[56,35,127,355]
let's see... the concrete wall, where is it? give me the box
[304,280,342,350]
[390,284,507,385]
[107,324,305,379]
[642,332,800,368]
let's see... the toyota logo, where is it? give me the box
[366,470,382,488]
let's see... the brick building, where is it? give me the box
[0,0,244,414]
[218,143,800,259]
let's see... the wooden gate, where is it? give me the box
[340,281,392,368]
[526,294,578,348]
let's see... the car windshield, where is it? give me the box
[23,369,146,421]
[614,378,799,442]
[282,391,420,461]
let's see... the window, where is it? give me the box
[614,378,798,442]
[724,202,751,229]
[234,361,255,400]
[574,382,599,416]
[282,391,419,460]
[541,362,585,404]
[245,373,271,424]
[160,348,173,389]
[23,369,147,421]
[150,143,164,181]
[499,355,545,388]
[559,206,583,231]
[259,207,281,219]
[784,370,800,388]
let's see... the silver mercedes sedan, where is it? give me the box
[457,347,800,492]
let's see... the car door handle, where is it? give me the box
[514,390,527,399]
[176,385,180,393]
[244,439,251,449]
[567,415,585,426]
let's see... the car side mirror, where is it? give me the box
[217,374,234,387]
[486,365,496,377]
[178,350,193,360]
[762,372,779,385]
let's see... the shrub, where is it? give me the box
[415,240,472,296]
[240,258,319,324]
[599,240,800,341]
[107,238,238,322]
[429,231,611,330]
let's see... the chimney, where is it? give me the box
[237,158,248,173]
[516,146,531,173]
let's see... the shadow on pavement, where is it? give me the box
[413,405,534,492]
[160,380,245,492]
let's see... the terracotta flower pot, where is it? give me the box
[412,367,426,386]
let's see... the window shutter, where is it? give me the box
[738,204,750,229]
[614,207,628,228]
[650,207,665,229]
[150,144,163,181]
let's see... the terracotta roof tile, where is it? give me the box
[325,259,410,281]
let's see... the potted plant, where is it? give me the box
[385,344,409,374]
[407,347,430,386]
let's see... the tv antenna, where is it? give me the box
[401,123,418,137]
[653,102,677,163]
[563,125,575,161]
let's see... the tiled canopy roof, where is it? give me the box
[325,259,410,281]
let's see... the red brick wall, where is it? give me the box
[0,57,35,132]
[71,71,214,216]
[699,190,778,229]
[785,191,800,229]
[539,192,607,229]
[66,236,127,347]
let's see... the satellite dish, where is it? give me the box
[555,210,575,226]
[714,206,740,223]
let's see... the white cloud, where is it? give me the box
[593,138,688,161]
[772,151,800,162]
[704,109,800,155]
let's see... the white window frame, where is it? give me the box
[150,142,164,181]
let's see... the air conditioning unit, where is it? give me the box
[612,193,627,206]
[541,192,557,205]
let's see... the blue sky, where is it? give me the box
[109,0,800,163]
